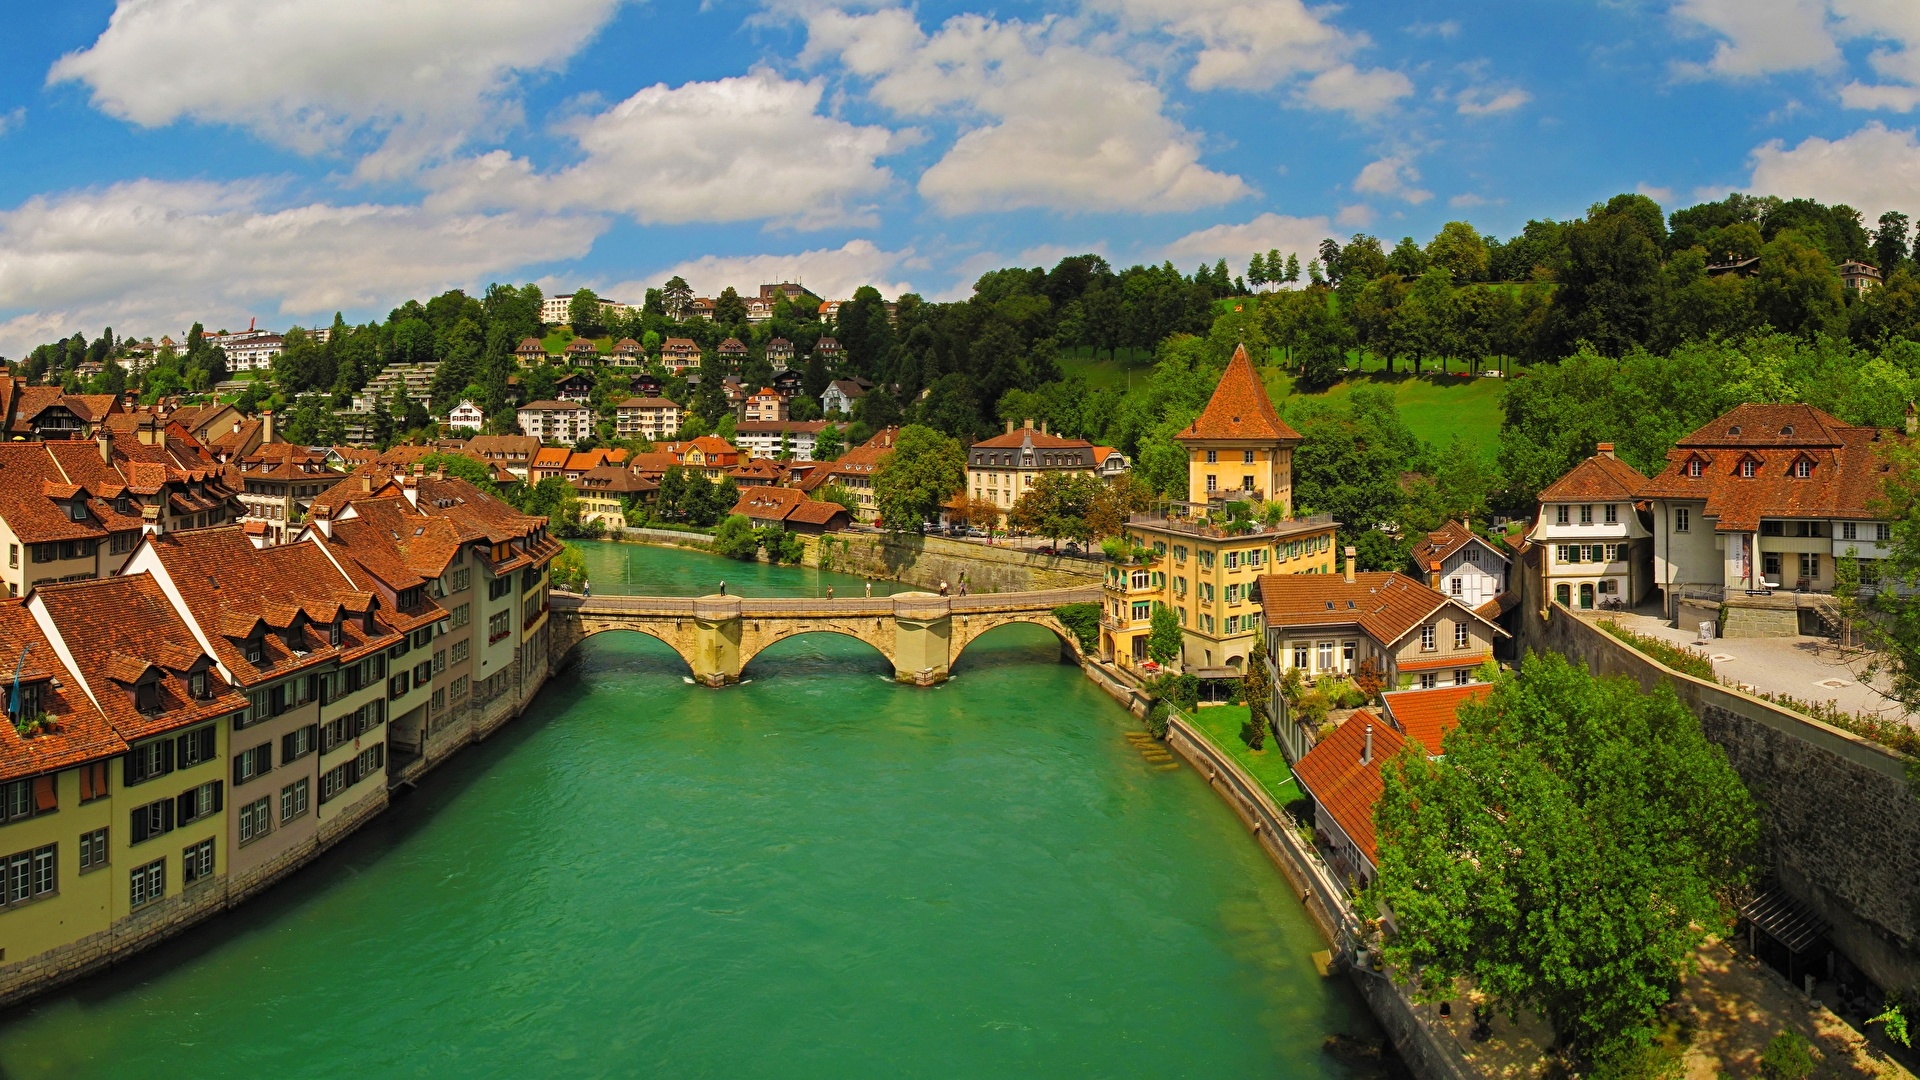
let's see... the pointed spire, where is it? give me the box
[1178,344,1299,443]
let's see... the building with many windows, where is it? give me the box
[1101,346,1335,676]
[1527,443,1653,611]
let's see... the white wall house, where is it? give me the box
[1527,444,1653,611]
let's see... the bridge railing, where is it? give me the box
[551,585,1101,618]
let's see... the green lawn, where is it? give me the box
[1265,368,1509,460]
[1182,705,1298,806]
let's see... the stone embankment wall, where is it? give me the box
[0,645,554,1009]
[1520,587,1920,994]
[808,532,1102,593]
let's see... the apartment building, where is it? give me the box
[516,401,593,445]
[966,420,1100,525]
[1527,443,1654,611]
[615,397,681,441]
[1102,346,1335,675]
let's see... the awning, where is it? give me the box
[1741,886,1829,954]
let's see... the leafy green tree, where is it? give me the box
[872,424,964,532]
[1369,653,1758,1068]
[1146,605,1182,666]
[712,514,760,560]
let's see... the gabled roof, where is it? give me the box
[1258,571,1508,647]
[1537,446,1649,503]
[1177,345,1299,444]
[1293,712,1403,869]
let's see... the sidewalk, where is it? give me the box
[1595,608,1905,720]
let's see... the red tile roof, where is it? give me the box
[1177,345,1299,443]
[1537,447,1650,503]
[1638,405,1900,532]
[1293,712,1403,868]
[1380,683,1487,750]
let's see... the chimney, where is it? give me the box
[1005,419,1015,434]
[1343,545,1356,584]
[96,425,112,465]
[1596,442,1615,458]
[261,409,273,445]
[1362,722,1374,766]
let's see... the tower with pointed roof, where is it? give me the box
[1175,345,1303,512]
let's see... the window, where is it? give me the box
[125,739,174,786]
[233,743,272,786]
[1555,506,1569,525]
[79,828,108,872]
[1674,507,1690,533]
[129,857,166,908]
[280,779,310,823]
[176,781,222,826]
[130,797,174,844]
[1420,625,1437,651]
[239,796,272,846]
[450,639,469,665]
[1418,672,1438,690]
[3,843,56,908]
[1454,624,1470,648]
[181,838,214,885]
[1604,504,1618,524]
[175,726,216,769]
[1450,577,1463,596]
[282,724,317,763]
[1579,504,1593,525]
[450,603,470,629]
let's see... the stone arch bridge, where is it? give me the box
[549,587,1100,686]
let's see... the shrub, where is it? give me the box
[1052,603,1100,653]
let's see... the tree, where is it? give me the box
[712,514,760,560]
[1243,650,1271,749]
[1008,471,1103,543]
[1369,653,1759,1068]
[872,424,965,532]
[1146,605,1182,666]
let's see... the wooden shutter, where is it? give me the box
[32,775,55,812]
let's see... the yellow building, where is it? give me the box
[1101,345,1337,676]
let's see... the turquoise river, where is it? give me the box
[0,541,1378,1079]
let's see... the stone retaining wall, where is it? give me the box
[1521,593,1920,993]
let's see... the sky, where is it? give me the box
[4,0,1920,355]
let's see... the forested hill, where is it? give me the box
[17,189,1920,569]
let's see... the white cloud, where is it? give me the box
[606,240,916,304]
[47,0,628,173]
[1353,154,1432,204]
[1744,121,1920,215]
[425,71,899,230]
[0,179,600,356]
[1670,0,1840,77]
[1456,86,1531,116]
[1294,64,1415,117]
[804,9,1248,214]
[1161,212,1332,267]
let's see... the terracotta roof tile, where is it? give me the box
[1178,345,1300,443]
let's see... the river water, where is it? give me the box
[0,542,1377,1079]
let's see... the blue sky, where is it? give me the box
[3,0,1920,354]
